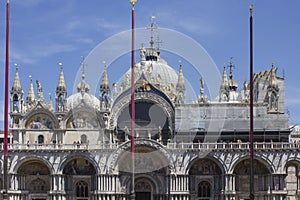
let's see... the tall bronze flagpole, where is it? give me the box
[3,0,10,199]
[130,0,136,199]
[249,4,255,200]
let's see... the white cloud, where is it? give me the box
[35,43,76,57]
[155,11,217,37]
[11,43,76,64]
[95,18,123,32]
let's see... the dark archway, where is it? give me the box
[189,158,223,199]
[38,135,44,144]
[62,157,97,198]
[198,181,211,198]
[17,160,51,194]
[233,159,270,193]
[117,101,171,144]
[135,178,155,200]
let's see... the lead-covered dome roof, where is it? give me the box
[118,57,179,101]
[66,92,99,110]
[66,72,99,110]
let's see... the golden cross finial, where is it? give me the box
[130,0,136,7]
[250,4,253,16]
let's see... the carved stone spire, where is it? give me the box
[26,75,35,108]
[176,63,185,90]
[11,63,22,93]
[57,62,66,91]
[222,66,228,87]
[219,67,229,102]
[77,58,90,94]
[101,62,109,88]
[100,61,111,110]
[48,93,54,112]
[175,62,186,104]
[11,64,24,113]
[56,62,67,112]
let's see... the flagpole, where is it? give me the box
[130,0,136,199]
[249,4,254,200]
[3,0,10,199]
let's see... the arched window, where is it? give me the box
[198,181,211,198]
[38,135,44,144]
[81,134,87,144]
[13,94,19,112]
[286,165,298,192]
[30,178,46,192]
[76,181,89,197]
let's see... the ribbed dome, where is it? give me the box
[66,92,99,110]
[120,58,179,94]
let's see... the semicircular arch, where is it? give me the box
[64,107,102,129]
[24,108,58,129]
[186,155,226,175]
[14,157,52,175]
[283,159,300,173]
[228,155,275,173]
[107,139,170,174]
[58,154,99,175]
[110,90,174,132]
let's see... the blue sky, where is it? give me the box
[1,0,300,128]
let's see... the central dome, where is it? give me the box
[118,57,179,101]
[66,92,100,110]
[66,73,100,110]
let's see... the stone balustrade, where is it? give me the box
[0,141,299,151]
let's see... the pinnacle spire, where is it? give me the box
[175,62,186,104]
[222,66,228,86]
[11,63,22,92]
[176,63,185,89]
[48,93,54,112]
[101,61,109,87]
[77,57,90,93]
[57,62,66,91]
[26,75,35,106]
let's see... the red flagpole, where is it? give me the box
[3,0,10,199]
[249,4,254,200]
[130,0,136,199]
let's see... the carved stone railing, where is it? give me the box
[166,142,300,151]
[0,142,299,151]
[0,143,118,151]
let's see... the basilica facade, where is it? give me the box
[1,26,297,200]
